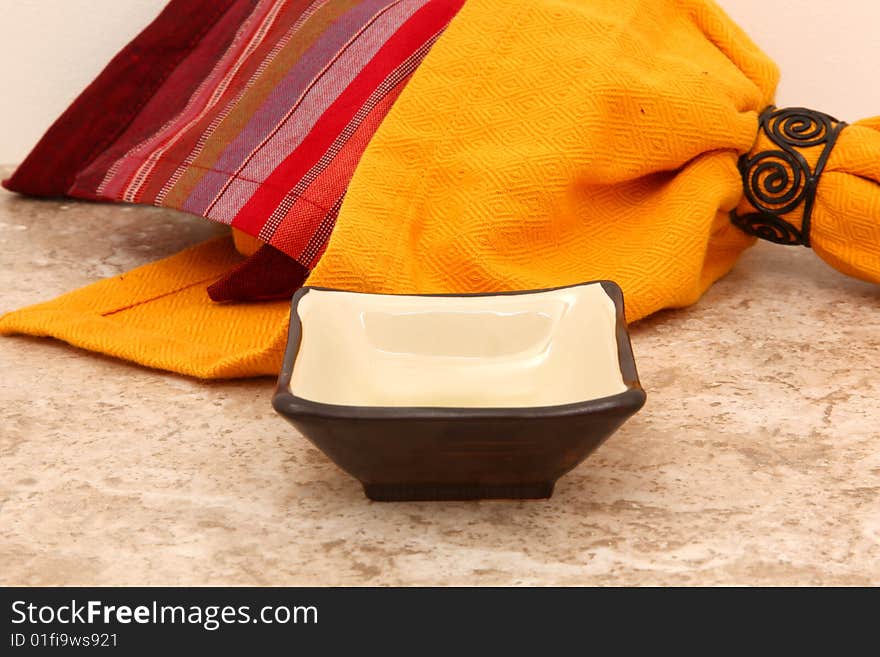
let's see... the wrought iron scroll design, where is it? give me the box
[730,106,846,247]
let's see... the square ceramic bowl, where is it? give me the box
[273,281,645,501]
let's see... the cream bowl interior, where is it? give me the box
[289,284,627,408]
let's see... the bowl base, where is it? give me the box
[362,481,555,502]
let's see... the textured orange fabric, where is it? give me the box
[0,237,289,378]
[809,120,880,282]
[306,0,780,321]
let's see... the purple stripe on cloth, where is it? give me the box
[259,32,439,240]
[96,0,282,202]
[189,0,428,223]
[182,0,403,216]
[153,0,329,206]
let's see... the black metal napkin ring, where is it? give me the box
[730,106,847,247]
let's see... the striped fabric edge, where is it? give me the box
[2,0,248,197]
[274,31,446,267]
[229,0,464,254]
[205,1,463,300]
[6,0,466,304]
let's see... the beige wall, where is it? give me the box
[721,0,880,121]
[1,0,879,162]
[0,0,167,163]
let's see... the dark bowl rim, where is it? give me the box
[272,280,645,421]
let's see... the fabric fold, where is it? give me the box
[0,237,289,378]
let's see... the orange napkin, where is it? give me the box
[0,237,289,378]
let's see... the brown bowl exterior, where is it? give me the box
[273,281,646,501]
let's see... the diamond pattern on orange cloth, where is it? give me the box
[807,120,880,283]
[307,0,781,322]
[0,237,290,378]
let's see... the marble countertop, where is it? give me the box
[2,167,879,586]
